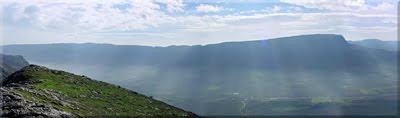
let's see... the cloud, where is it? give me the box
[371,2,396,12]
[195,4,228,13]
[280,0,396,14]
[155,0,185,12]
[260,5,281,13]
[280,0,367,11]
[216,12,395,23]
[1,0,176,32]
[0,0,397,46]
[288,6,303,12]
[272,6,281,12]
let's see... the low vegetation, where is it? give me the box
[2,65,198,117]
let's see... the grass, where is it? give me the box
[10,65,195,117]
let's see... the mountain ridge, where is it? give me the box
[2,34,347,47]
[349,39,397,51]
[1,34,363,70]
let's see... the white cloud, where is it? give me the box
[2,0,176,32]
[238,5,285,14]
[0,0,397,46]
[371,2,396,12]
[155,0,185,12]
[261,5,281,13]
[195,4,227,13]
[238,10,258,14]
[280,0,367,11]
[216,12,395,23]
[280,0,396,14]
[272,6,281,12]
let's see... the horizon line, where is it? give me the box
[1,34,397,47]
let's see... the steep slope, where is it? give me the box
[349,39,398,51]
[0,54,29,81]
[0,65,199,117]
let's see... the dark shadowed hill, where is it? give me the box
[0,54,29,81]
[0,65,199,117]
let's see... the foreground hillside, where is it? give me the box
[0,65,199,117]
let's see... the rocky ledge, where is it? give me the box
[0,83,74,117]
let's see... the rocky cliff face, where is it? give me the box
[0,54,29,82]
[1,65,199,117]
[0,87,73,117]
[0,54,29,70]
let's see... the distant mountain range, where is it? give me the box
[349,39,397,51]
[1,34,397,115]
[2,34,396,70]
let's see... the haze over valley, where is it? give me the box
[2,34,397,115]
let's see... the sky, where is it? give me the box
[0,0,397,46]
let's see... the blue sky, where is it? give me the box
[0,0,397,46]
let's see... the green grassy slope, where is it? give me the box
[2,65,199,117]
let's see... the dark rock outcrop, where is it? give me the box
[0,86,74,117]
[0,54,29,82]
